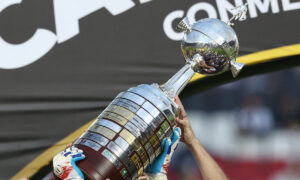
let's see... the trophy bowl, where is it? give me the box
[181,18,239,75]
[178,17,244,78]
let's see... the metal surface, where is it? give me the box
[88,125,116,140]
[76,139,102,152]
[100,112,128,126]
[82,132,109,146]
[179,17,244,77]
[74,10,246,179]
[129,85,176,126]
[125,121,147,145]
[97,119,122,133]
[112,98,140,113]
[101,149,122,170]
[115,136,134,155]
[117,92,146,106]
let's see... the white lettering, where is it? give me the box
[0,0,22,12]
[139,0,152,4]
[0,0,56,69]
[0,30,56,69]
[163,3,218,41]
[187,2,217,24]
[54,0,135,43]
[248,0,279,18]
[282,0,300,11]
[163,10,184,41]
[216,0,244,22]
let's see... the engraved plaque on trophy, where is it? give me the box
[72,5,247,180]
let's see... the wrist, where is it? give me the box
[185,137,198,148]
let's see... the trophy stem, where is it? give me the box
[160,63,195,98]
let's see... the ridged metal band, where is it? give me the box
[97,118,122,133]
[81,132,109,146]
[107,141,137,179]
[75,139,102,152]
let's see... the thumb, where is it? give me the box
[162,138,171,156]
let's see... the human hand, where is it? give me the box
[145,127,181,176]
[53,146,85,180]
[174,96,197,147]
[137,173,149,180]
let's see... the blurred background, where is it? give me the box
[170,67,300,180]
[0,0,299,179]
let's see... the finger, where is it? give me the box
[138,177,148,180]
[176,118,186,126]
[174,97,187,117]
[73,155,85,162]
[138,174,149,180]
[174,96,183,109]
[170,129,180,146]
[161,138,171,156]
[174,127,182,137]
[70,157,85,179]
[72,153,85,161]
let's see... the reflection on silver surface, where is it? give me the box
[136,108,156,131]
[131,85,177,127]
[142,101,164,126]
[139,84,172,109]
[107,141,137,179]
[105,105,134,122]
[115,136,134,155]
[131,115,147,131]
[129,86,168,111]
[88,124,116,140]
[136,146,149,168]
[135,85,172,113]
[100,111,128,126]
[112,98,140,113]
[142,101,160,118]
[144,142,155,164]
[125,122,141,138]
[97,119,122,133]
[131,115,152,139]
[107,141,124,158]
[180,17,244,77]
[118,92,145,106]
[156,128,165,141]
[125,121,146,145]
[82,132,109,146]
[79,139,102,151]
[126,160,138,179]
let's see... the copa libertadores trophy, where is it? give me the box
[72,4,247,180]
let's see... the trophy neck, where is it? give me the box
[160,63,195,98]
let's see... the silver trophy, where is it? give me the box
[73,4,247,180]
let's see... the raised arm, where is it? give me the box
[174,96,228,180]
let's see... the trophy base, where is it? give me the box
[76,145,123,180]
[74,84,177,180]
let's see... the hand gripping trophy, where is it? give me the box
[53,4,247,180]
